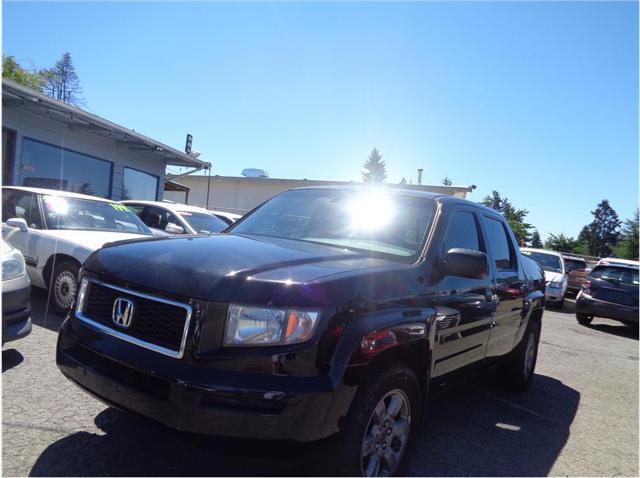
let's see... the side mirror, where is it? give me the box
[165,223,185,234]
[442,248,488,279]
[6,218,29,232]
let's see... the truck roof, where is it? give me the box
[288,185,496,213]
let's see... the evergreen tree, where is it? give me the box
[480,191,533,245]
[442,176,452,186]
[580,199,621,257]
[613,209,639,260]
[362,148,387,183]
[41,52,84,106]
[531,230,543,248]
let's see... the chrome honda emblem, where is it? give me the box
[112,297,134,328]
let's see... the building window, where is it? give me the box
[19,138,112,198]
[123,167,158,200]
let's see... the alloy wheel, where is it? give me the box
[523,331,536,379]
[361,389,411,477]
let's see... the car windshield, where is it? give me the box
[521,250,563,273]
[43,195,151,234]
[591,266,639,286]
[178,211,228,234]
[230,189,436,258]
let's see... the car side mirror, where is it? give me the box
[442,248,488,279]
[165,223,184,234]
[6,218,29,232]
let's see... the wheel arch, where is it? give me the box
[43,253,81,289]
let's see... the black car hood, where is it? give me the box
[84,233,422,306]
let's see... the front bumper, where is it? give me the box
[576,293,638,324]
[545,287,565,302]
[56,317,356,442]
[2,278,32,344]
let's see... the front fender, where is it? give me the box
[328,306,437,387]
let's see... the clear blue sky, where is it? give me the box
[3,1,638,240]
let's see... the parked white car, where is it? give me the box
[120,200,229,235]
[2,186,152,314]
[520,247,568,308]
[208,209,242,225]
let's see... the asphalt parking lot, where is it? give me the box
[3,289,638,477]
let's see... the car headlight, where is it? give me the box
[224,304,320,347]
[2,253,26,281]
[548,280,565,289]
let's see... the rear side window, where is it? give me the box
[484,217,515,270]
[564,258,587,271]
[591,266,639,286]
[443,211,481,252]
[142,206,181,231]
[2,190,43,229]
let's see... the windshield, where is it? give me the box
[43,195,151,235]
[179,211,228,234]
[521,250,563,273]
[230,189,436,258]
[591,266,639,286]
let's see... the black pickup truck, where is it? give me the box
[57,187,545,476]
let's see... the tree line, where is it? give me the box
[361,148,638,260]
[3,53,84,106]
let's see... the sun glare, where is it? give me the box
[348,190,395,231]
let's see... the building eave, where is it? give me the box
[166,174,476,195]
[2,78,208,169]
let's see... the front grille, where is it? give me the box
[78,280,191,357]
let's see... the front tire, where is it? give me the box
[49,260,79,316]
[497,319,540,391]
[335,365,421,476]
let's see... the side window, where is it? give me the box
[142,206,182,231]
[484,216,515,270]
[443,211,481,252]
[125,204,145,217]
[2,190,43,229]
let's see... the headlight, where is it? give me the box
[548,280,565,289]
[2,253,26,281]
[224,304,320,347]
[75,276,90,312]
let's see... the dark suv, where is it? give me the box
[57,187,545,476]
[576,262,639,327]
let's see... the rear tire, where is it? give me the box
[497,319,540,391]
[49,260,79,316]
[332,364,421,476]
[576,313,593,325]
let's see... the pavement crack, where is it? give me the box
[2,420,85,435]
[472,386,560,425]
[540,340,638,361]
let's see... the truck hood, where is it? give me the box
[39,230,150,252]
[84,233,421,306]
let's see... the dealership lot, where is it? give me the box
[2,290,638,477]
